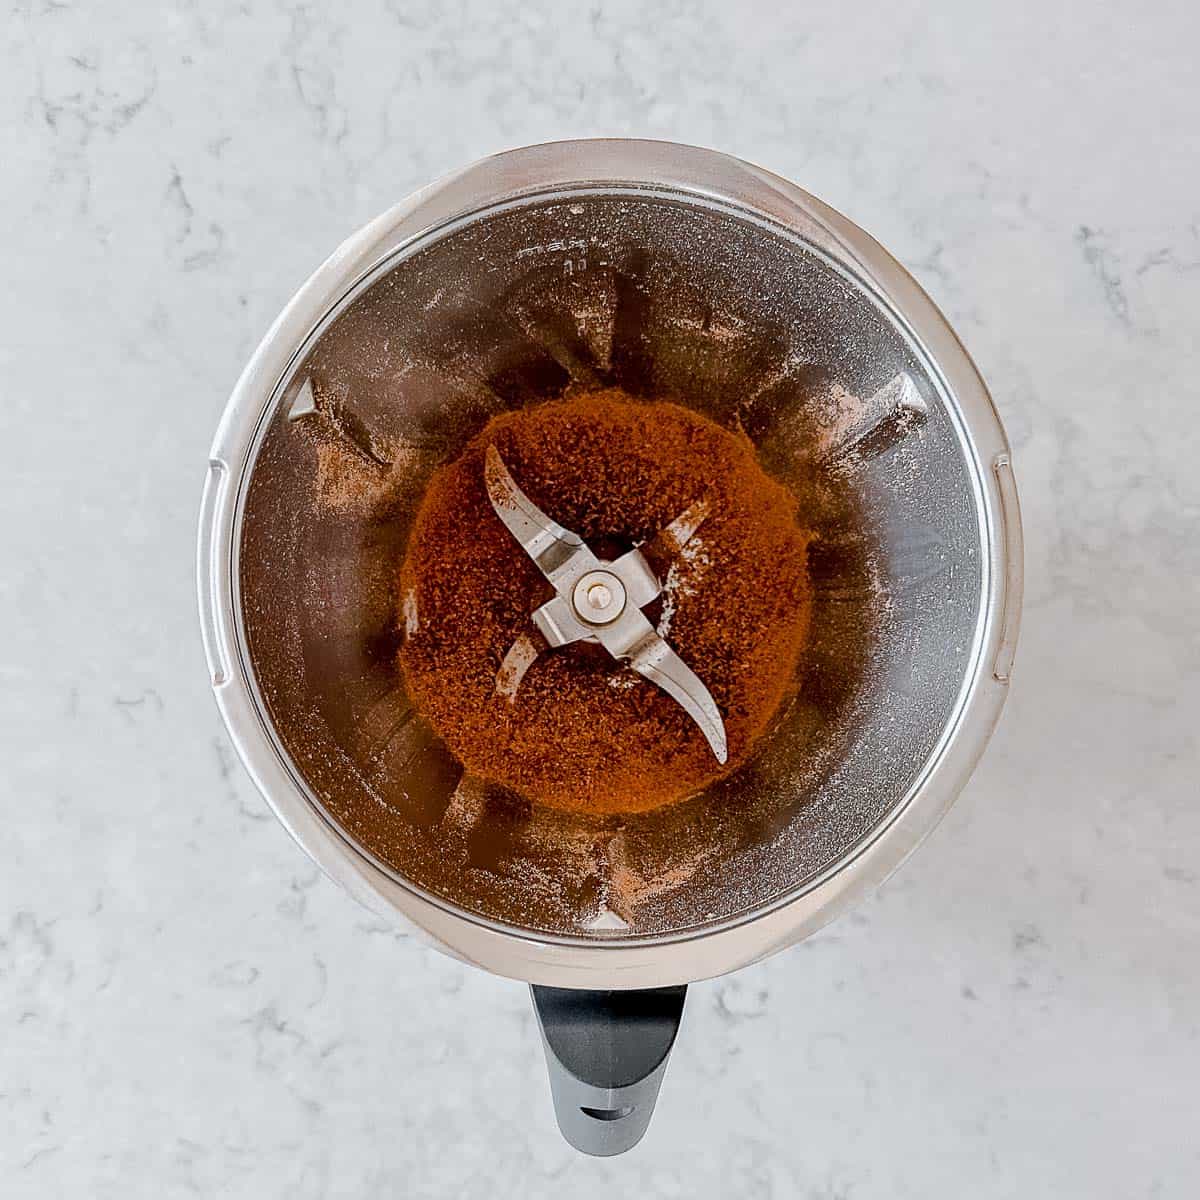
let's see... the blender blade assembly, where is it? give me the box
[484,445,728,764]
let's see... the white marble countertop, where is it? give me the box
[3,2,1197,1196]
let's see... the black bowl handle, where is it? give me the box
[530,983,687,1156]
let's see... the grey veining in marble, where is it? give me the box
[2,2,1198,1197]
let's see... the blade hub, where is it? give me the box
[572,569,626,626]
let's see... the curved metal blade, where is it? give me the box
[531,593,593,649]
[609,613,728,764]
[495,630,547,700]
[607,545,662,610]
[655,496,711,556]
[485,445,597,588]
[625,496,711,584]
[608,497,709,608]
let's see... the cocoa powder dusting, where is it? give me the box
[398,389,813,815]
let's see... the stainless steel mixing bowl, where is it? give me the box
[197,139,1022,1153]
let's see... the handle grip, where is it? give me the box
[531,983,686,1156]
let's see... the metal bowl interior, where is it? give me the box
[228,177,994,945]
